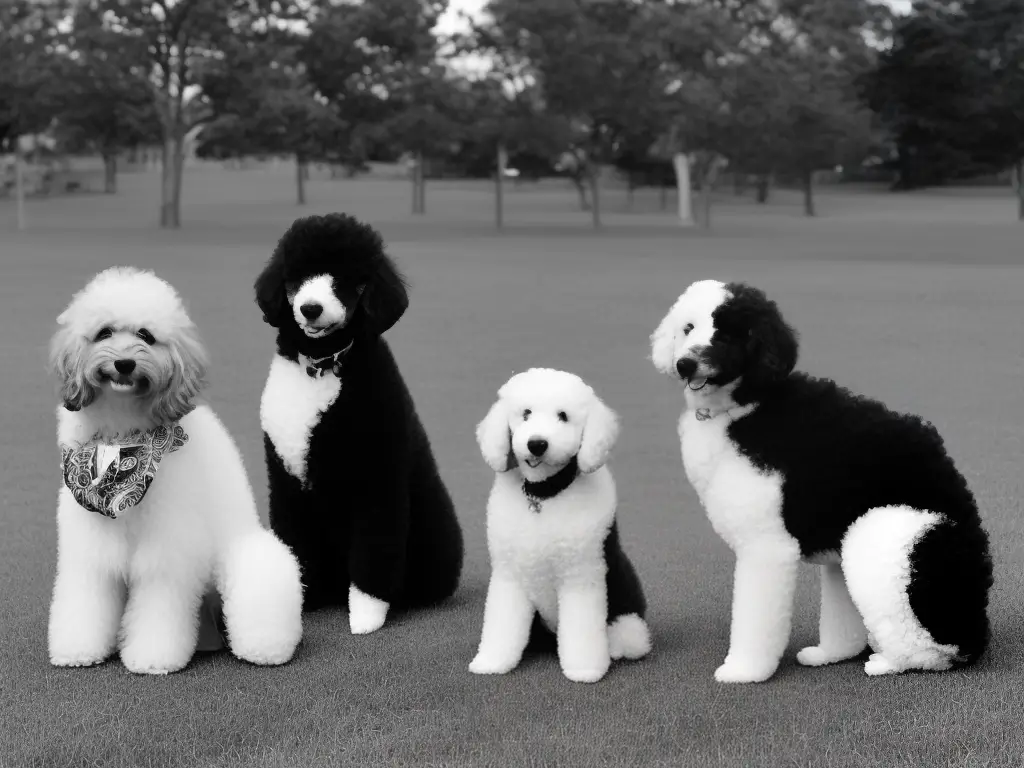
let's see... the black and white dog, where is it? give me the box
[255,213,463,634]
[650,280,993,682]
[470,368,651,683]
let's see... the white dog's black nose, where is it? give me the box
[300,302,323,320]
[527,438,548,457]
[676,358,697,379]
[114,359,136,375]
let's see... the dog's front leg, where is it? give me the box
[715,548,799,684]
[119,574,204,675]
[469,571,534,675]
[347,487,410,635]
[556,576,610,683]
[49,543,125,667]
[797,561,868,667]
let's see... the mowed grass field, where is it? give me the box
[1,167,1023,768]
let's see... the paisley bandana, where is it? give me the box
[61,424,189,518]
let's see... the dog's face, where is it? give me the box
[255,213,409,348]
[476,368,620,482]
[50,268,208,424]
[650,280,798,396]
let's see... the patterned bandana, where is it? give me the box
[61,424,189,519]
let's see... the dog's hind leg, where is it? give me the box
[796,560,867,667]
[219,529,303,666]
[603,522,651,661]
[841,506,985,676]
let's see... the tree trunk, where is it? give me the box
[14,144,25,230]
[672,153,694,227]
[296,156,307,205]
[495,143,506,230]
[159,136,182,229]
[659,184,668,211]
[411,152,426,215]
[590,164,601,229]
[626,178,635,211]
[1015,159,1024,221]
[571,173,590,211]
[102,151,117,194]
[699,155,726,230]
[802,168,815,217]
[755,174,771,204]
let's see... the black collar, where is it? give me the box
[302,339,354,379]
[522,456,579,512]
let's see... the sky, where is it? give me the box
[436,0,913,34]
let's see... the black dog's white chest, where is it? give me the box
[260,354,341,484]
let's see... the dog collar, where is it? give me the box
[302,339,354,379]
[693,403,755,422]
[522,457,580,513]
[60,423,189,519]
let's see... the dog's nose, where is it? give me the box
[114,359,136,375]
[300,302,323,320]
[676,358,697,380]
[527,438,548,457]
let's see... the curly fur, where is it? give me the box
[651,279,993,682]
[255,213,464,634]
[47,267,303,674]
[470,369,650,683]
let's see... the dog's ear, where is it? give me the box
[49,322,96,412]
[741,287,798,390]
[254,251,288,328]
[150,322,209,424]
[650,298,682,376]
[361,254,409,336]
[476,398,517,472]
[577,391,619,474]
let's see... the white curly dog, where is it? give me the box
[48,267,303,675]
[471,368,651,683]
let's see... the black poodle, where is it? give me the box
[255,213,463,633]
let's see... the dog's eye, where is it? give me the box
[136,328,156,345]
[523,409,531,420]
[94,327,113,342]
[557,411,568,422]
[683,323,695,336]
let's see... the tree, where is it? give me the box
[198,29,345,205]
[83,0,306,228]
[864,0,1024,212]
[304,0,451,215]
[52,4,162,194]
[479,0,673,229]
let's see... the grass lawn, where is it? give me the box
[1,167,1023,767]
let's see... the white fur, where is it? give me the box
[841,506,960,675]
[348,584,389,635]
[650,279,730,378]
[679,404,801,683]
[260,354,341,485]
[291,274,347,338]
[470,369,650,683]
[48,269,303,674]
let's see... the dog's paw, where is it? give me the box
[863,653,899,677]
[713,657,777,684]
[348,585,388,635]
[50,649,111,668]
[119,644,189,676]
[468,653,519,675]
[796,644,864,667]
[608,614,652,661]
[561,664,609,684]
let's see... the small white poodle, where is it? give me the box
[470,368,651,683]
[48,267,303,675]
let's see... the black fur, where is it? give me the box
[695,281,993,665]
[256,213,463,612]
